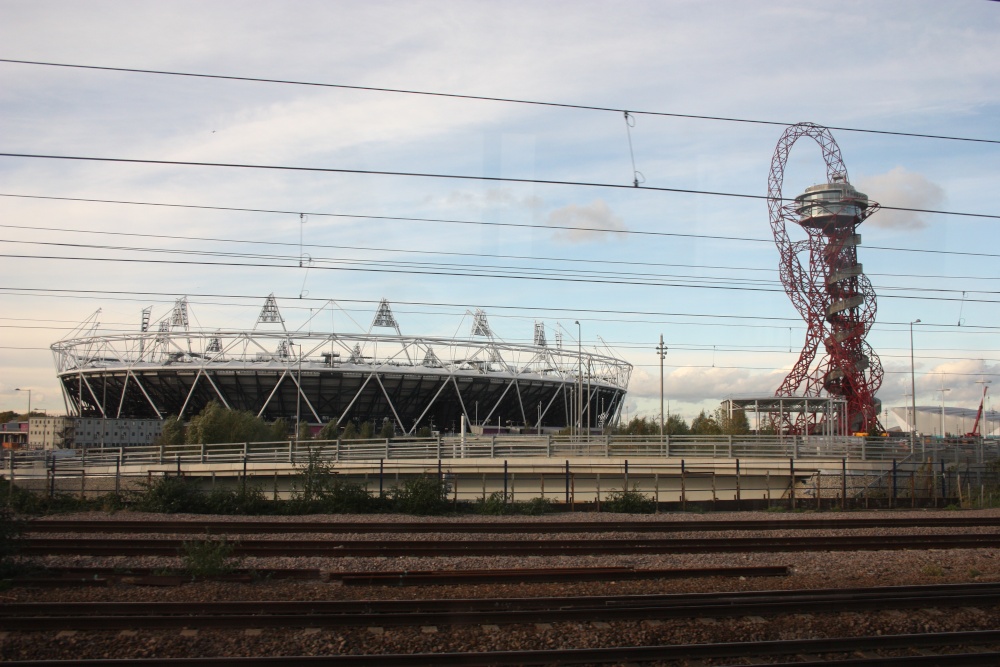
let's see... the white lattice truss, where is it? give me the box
[51,302,632,435]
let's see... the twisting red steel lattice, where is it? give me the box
[768,123,883,434]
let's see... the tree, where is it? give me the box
[296,421,312,442]
[270,418,290,441]
[156,416,185,447]
[316,420,341,441]
[184,402,287,444]
[666,414,690,435]
[0,411,16,424]
[690,410,721,435]
[715,406,751,435]
[620,416,657,436]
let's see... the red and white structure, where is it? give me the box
[768,123,883,434]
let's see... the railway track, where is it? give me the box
[3,582,998,630]
[2,631,1000,666]
[4,565,789,588]
[18,532,1000,557]
[26,515,1000,534]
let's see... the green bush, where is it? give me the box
[127,476,207,513]
[204,486,269,515]
[518,496,553,516]
[0,479,104,515]
[0,504,23,577]
[181,536,239,577]
[474,492,553,516]
[474,491,512,515]
[602,486,655,514]
[390,476,449,515]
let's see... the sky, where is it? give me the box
[1,1,998,425]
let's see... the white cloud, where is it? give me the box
[439,188,544,211]
[855,167,945,230]
[546,200,627,243]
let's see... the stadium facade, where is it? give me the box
[51,296,632,435]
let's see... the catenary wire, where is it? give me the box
[3,238,997,297]
[3,215,1000,282]
[2,192,999,260]
[3,286,1000,332]
[4,250,1000,304]
[0,58,996,145]
[1,153,998,222]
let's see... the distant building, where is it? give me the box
[889,406,999,438]
[28,417,74,449]
[25,417,164,449]
[72,418,163,448]
[1,421,28,449]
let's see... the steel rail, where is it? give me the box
[18,532,1000,557]
[334,564,790,586]
[3,582,999,630]
[3,631,1000,666]
[25,516,1000,535]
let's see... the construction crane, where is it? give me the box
[966,384,989,437]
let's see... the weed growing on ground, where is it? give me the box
[181,536,240,577]
[602,486,655,514]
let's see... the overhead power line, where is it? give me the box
[1,58,997,145]
[4,238,998,297]
[1,244,999,305]
[0,161,996,223]
[0,192,1000,262]
[4,213,1000,280]
[7,286,1000,330]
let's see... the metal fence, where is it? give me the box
[5,433,997,468]
[3,434,998,509]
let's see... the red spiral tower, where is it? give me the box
[769,123,883,434]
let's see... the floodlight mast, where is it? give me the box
[768,123,883,435]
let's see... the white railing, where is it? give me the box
[3,434,996,472]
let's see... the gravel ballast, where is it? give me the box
[3,508,1000,661]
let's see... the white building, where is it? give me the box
[888,406,998,438]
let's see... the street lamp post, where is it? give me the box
[909,319,920,452]
[656,335,668,442]
[976,378,991,439]
[938,386,951,438]
[15,388,31,419]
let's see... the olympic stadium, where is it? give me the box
[51,296,633,435]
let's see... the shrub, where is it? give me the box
[921,563,944,578]
[602,486,655,514]
[0,504,23,577]
[390,476,449,515]
[204,486,270,515]
[127,476,206,513]
[474,491,512,515]
[518,496,553,516]
[181,536,239,577]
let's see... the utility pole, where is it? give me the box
[575,321,582,439]
[656,335,668,441]
[909,319,920,451]
[295,344,303,442]
[938,384,951,438]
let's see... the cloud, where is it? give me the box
[546,200,627,243]
[855,167,945,230]
[440,188,544,211]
